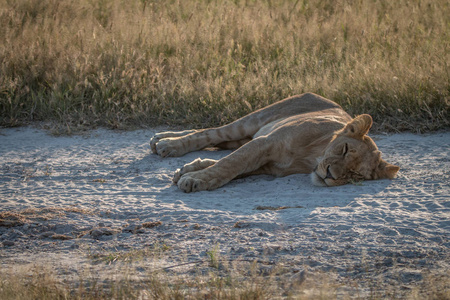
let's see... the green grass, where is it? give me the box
[0,0,449,132]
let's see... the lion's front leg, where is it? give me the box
[176,137,274,192]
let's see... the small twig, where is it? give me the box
[157,258,276,272]
[160,260,204,271]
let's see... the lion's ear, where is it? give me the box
[376,160,400,179]
[343,114,373,139]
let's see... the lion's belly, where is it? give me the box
[263,153,318,177]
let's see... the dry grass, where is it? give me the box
[0,261,449,300]
[0,0,448,132]
[0,206,94,227]
[88,242,171,264]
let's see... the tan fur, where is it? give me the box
[150,93,400,192]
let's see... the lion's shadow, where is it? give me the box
[124,151,392,228]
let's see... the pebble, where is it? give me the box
[40,231,56,238]
[233,246,246,253]
[90,227,120,239]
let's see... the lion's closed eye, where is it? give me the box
[342,143,348,156]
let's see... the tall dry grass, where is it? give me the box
[0,0,448,132]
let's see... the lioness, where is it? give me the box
[150,93,399,192]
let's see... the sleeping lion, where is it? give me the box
[150,93,399,192]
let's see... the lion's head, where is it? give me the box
[311,114,400,187]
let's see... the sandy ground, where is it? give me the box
[0,127,449,294]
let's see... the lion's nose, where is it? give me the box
[325,165,335,180]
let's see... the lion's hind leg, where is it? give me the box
[215,138,252,150]
[151,123,258,157]
[173,158,217,184]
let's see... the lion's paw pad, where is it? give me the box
[177,175,208,193]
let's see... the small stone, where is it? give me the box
[89,229,101,238]
[234,247,246,253]
[383,258,394,267]
[264,247,275,255]
[90,227,120,239]
[233,221,250,228]
[40,231,56,238]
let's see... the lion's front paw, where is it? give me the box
[177,174,210,193]
[173,158,217,184]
